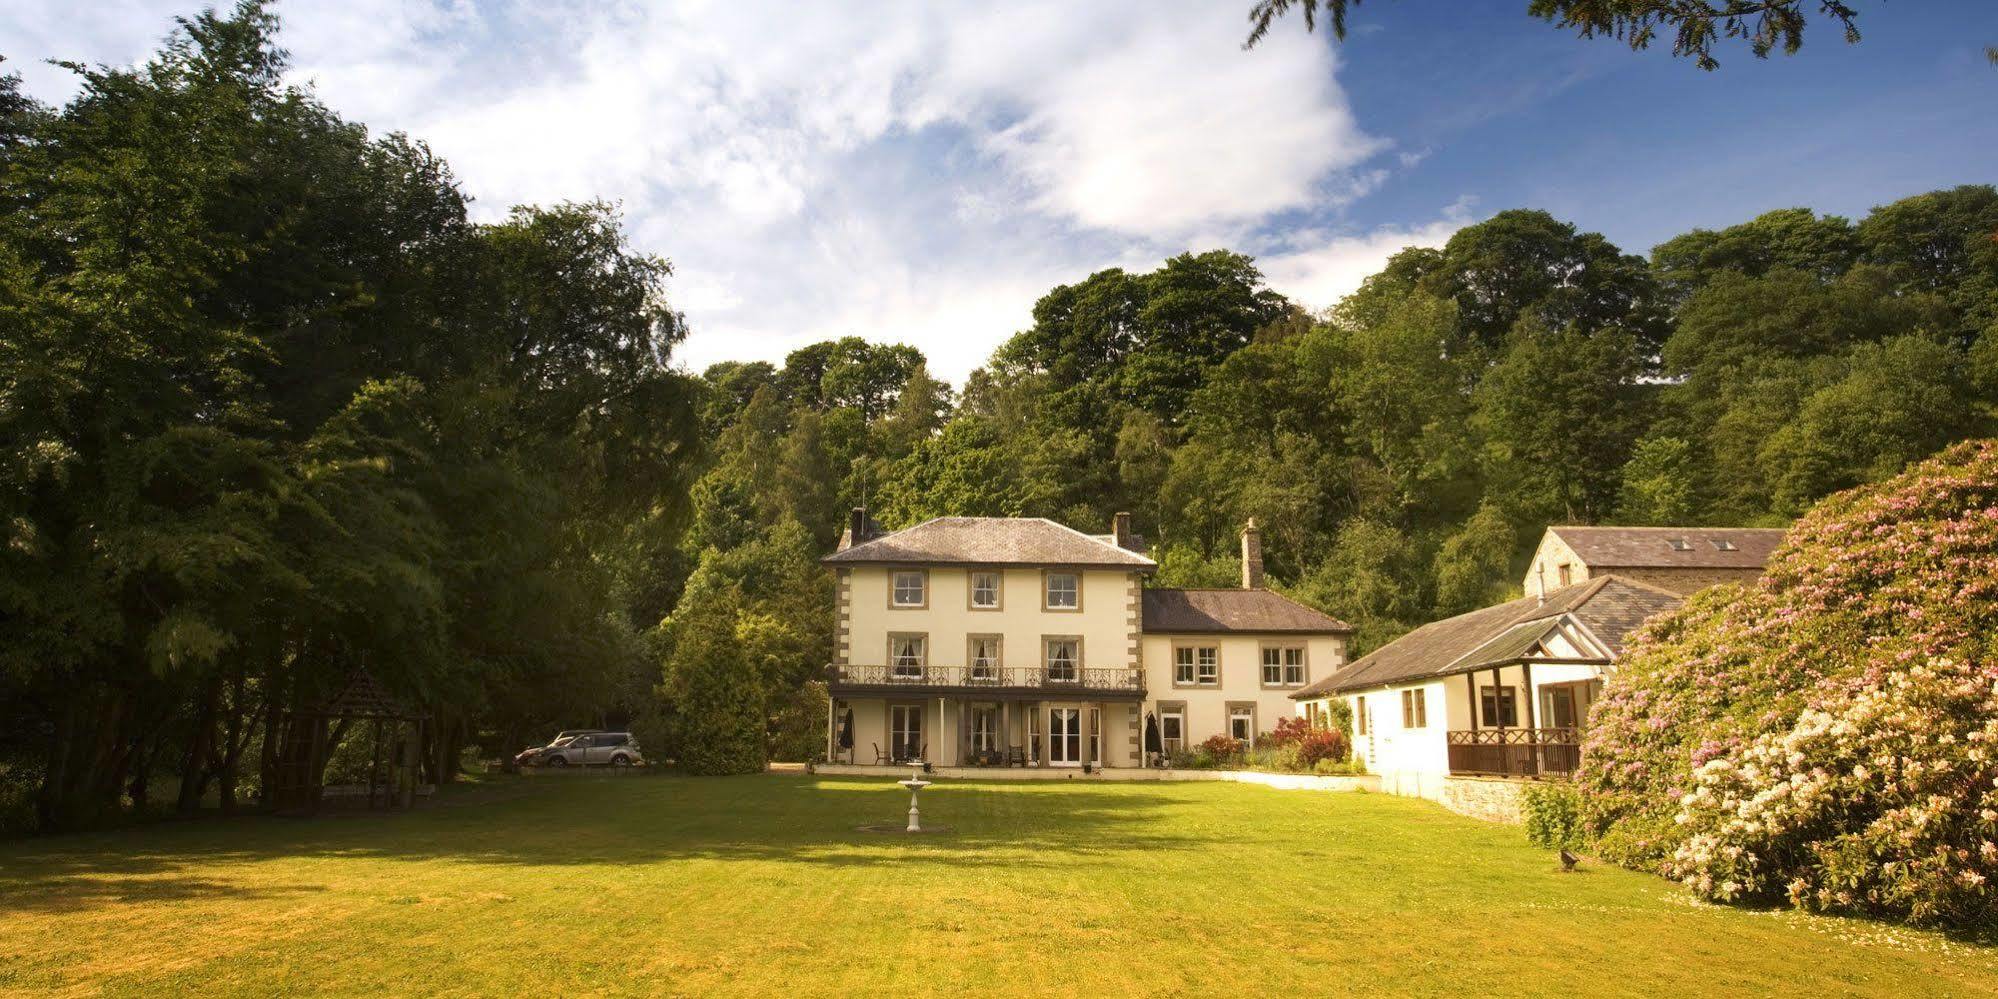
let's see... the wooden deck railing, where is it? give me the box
[1445,728,1581,778]
[829,664,1145,694]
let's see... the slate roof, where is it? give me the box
[821,517,1157,569]
[1290,575,1682,698]
[1549,525,1787,570]
[1142,588,1353,635]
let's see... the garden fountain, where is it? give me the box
[856,763,949,835]
[899,766,932,832]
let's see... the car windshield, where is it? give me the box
[548,736,577,748]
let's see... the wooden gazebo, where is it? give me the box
[269,670,428,816]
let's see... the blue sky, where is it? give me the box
[4,1,1994,380]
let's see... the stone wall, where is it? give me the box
[1438,775,1527,824]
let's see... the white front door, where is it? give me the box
[1048,708,1081,765]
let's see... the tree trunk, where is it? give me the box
[177,677,221,816]
[38,690,78,831]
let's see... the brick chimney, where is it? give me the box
[1112,511,1134,551]
[1240,518,1264,589]
[844,507,869,550]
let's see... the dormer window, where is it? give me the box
[890,570,927,608]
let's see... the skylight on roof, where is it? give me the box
[1668,538,1693,551]
[1710,538,1738,551]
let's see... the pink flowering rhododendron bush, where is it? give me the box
[1579,440,1998,928]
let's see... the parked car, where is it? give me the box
[512,730,603,769]
[538,731,643,768]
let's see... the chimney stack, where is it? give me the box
[1240,518,1264,589]
[846,507,868,550]
[1112,511,1134,551]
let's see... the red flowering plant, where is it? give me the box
[1263,716,1313,746]
[1296,727,1349,768]
[1579,440,1998,928]
[1195,734,1246,765]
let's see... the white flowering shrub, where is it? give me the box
[1669,658,1998,926]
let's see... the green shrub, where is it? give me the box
[666,592,767,776]
[1521,782,1586,852]
[1311,758,1366,776]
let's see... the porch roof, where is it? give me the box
[1292,575,1681,698]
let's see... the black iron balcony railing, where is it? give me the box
[829,663,1145,694]
[1445,727,1581,778]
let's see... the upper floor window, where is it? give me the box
[891,570,927,608]
[1175,646,1217,685]
[1557,563,1573,587]
[1044,572,1080,610]
[890,634,926,679]
[1045,637,1079,682]
[1262,646,1306,686]
[969,635,1001,681]
[969,571,1002,609]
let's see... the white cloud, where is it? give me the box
[1258,197,1480,312]
[4,0,1418,381]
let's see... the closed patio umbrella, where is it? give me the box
[838,709,854,762]
[1144,712,1162,760]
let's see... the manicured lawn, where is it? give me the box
[1,774,1992,997]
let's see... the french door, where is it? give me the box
[1048,708,1081,765]
[890,704,923,762]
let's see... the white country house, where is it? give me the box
[822,511,1352,769]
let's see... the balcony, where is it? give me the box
[827,664,1145,698]
[1445,727,1581,778]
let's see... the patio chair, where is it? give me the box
[872,742,889,765]
[1007,745,1026,767]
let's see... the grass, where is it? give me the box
[1,774,1994,997]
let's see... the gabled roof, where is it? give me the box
[1142,588,1352,635]
[821,517,1157,569]
[1548,525,1786,570]
[1291,575,1682,698]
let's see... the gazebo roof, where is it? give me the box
[310,669,424,720]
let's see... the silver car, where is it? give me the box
[539,731,644,767]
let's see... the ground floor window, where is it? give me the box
[1089,707,1101,763]
[1480,686,1519,728]
[1356,696,1368,735]
[889,704,923,762]
[1229,706,1254,744]
[1161,709,1184,754]
[1401,688,1427,728]
[971,706,999,752]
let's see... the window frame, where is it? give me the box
[1195,646,1219,687]
[967,570,1003,611]
[1043,635,1082,683]
[1227,702,1257,746]
[1355,695,1368,735]
[1172,646,1197,686]
[1042,570,1082,612]
[1479,685,1519,728]
[888,632,928,680]
[967,634,1002,683]
[1401,688,1427,728]
[1158,703,1186,754]
[888,568,929,609]
[1259,643,1308,689]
